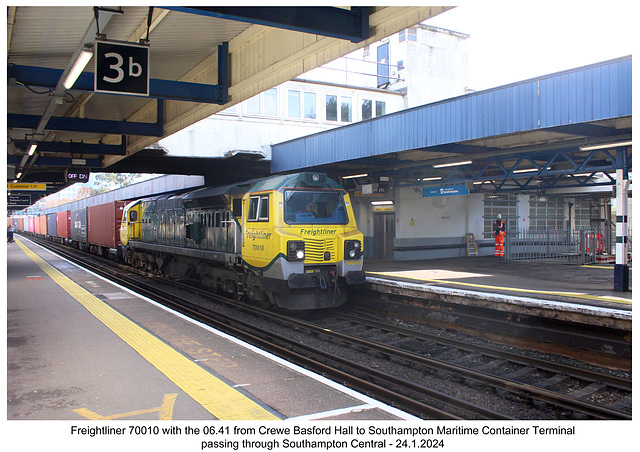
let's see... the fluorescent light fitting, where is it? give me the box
[371,200,394,206]
[343,173,368,179]
[15,172,22,179]
[420,176,442,181]
[512,166,551,174]
[433,160,472,168]
[63,47,93,89]
[28,144,37,155]
[579,141,632,151]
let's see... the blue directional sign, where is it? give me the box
[422,184,469,198]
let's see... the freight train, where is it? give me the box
[12,172,365,311]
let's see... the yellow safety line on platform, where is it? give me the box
[367,271,631,305]
[15,238,280,421]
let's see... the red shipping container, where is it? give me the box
[28,216,35,233]
[17,218,24,231]
[87,201,126,248]
[56,210,70,239]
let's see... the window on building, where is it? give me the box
[304,92,316,119]
[529,195,564,230]
[264,88,277,116]
[376,101,386,117]
[341,96,352,123]
[483,194,518,238]
[399,28,417,42]
[325,94,338,121]
[288,90,301,118]
[245,88,278,117]
[288,90,317,120]
[246,95,260,115]
[574,199,592,230]
[362,99,372,120]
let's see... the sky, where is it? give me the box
[423,1,635,91]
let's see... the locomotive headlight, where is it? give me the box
[287,241,305,261]
[344,240,362,260]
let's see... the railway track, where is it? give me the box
[24,235,632,420]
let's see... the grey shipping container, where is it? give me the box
[69,208,87,243]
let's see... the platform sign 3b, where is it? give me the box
[95,40,149,96]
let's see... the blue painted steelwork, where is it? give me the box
[7,155,102,168]
[12,139,126,156]
[271,57,632,173]
[164,6,370,43]
[391,145,632,192]
[9,53,229,103]
[8,99,164,136]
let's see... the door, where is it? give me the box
[373,212,395,258]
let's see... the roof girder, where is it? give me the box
[163,6,370,43]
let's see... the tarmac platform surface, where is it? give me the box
[364,256,632,312]
[7,236,415,421]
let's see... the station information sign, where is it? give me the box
[95,40,149,96]
[7,183,47,191]
[8,194,31,207]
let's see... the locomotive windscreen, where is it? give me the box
[284,190,348,225]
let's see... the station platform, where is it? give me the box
[6,236,415,421]
[364,256,632,312]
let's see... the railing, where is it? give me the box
[505,227,619,264]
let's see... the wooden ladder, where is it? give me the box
[466,233,478,256]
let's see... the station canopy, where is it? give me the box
[7,6,451,203]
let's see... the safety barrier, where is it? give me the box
[505,227,620,264]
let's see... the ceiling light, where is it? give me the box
[433,160,472,168]
[343,173,368,179]
[579,141,632,151]
[15,172,22,179]
[512,167,551,173]
[63,46,93,89]
[371,200,394,206]
[28,144,37,155]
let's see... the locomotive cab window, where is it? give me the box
[248,195,269,222]
[285,190,348,225]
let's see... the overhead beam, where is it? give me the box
[7,155,102,168]
[8,113,163,137]
[9,62,228,104]
[12,139,126,156]
[163,6,370,42]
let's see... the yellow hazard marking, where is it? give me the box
[15,238,280,421]
[74,393,178,420]
[368,270,632,305]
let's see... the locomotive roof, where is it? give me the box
[248,172,343,193]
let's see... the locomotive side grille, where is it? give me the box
[304,238,336,263]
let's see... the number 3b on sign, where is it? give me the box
[95,40,149,96]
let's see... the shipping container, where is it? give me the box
[88,201,126,249]
[17,218,24,232]
[27,216,35,233]
[56,210,70,239]
[36,215,47,236]
[47,213,57,238]
[69,208,87,244]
